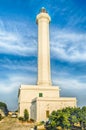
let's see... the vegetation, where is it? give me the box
[18,109,29,122]
[24,109,29,121]
[0,101,8,116]
[0,102,7,108]
[45,106,86,130]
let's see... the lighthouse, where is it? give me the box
[18,8,76,122]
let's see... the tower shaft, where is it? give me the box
[36,8,51,86]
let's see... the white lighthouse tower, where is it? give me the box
[37,8,51,86]
[18,8,76,122]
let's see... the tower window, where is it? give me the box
[39,93,43,97]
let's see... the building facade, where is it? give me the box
[18,8,77,122]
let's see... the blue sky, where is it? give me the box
[0,0,86,111]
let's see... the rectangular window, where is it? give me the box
[39,93,43,97]
[46,110,49,118]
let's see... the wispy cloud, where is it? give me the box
[51,29,86,62]
[50,0,86,32]
[0,19,37,56]
[0,58,37,72]
[0,18,86,63]
[0,74,37,93]
[54,76,86,90]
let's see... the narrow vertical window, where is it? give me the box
[46,110,49,118]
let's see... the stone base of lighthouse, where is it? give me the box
[18,85,76,121]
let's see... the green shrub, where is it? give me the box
[24,109,29,121]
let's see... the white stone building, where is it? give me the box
[18,8,77,122]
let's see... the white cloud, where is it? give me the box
[52,68,86,90]
[0,74,37,94]
[54,77,86,90]
[51,29,86,62]
[0,31,37,56]
[0,18,86,62]
[66,9,86,28]
[0,19,37,56]
[0,58,37,73]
